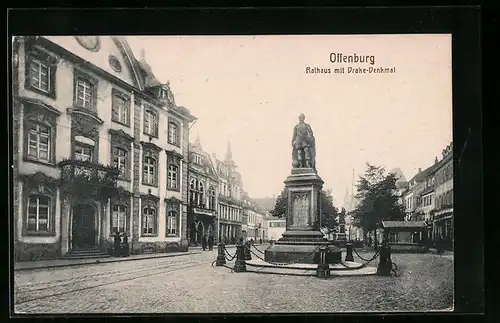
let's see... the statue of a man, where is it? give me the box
[292,113,316,168]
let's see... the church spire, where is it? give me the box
[343,187,350,209]
[193,133,202,149]
[224,141,235,165]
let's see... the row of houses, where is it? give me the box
[341,146,453,248]
[11,35,268,261]
[403,143,454,247]
[188,135,270,245]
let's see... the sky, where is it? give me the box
[126,35,452,206]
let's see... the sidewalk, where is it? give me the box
[14,243,266,271]
[14,249,203,272]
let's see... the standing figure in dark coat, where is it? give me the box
[202,235,207,251]
[208,235,214,251]
[113,232,122,257]
[122,234,130,257]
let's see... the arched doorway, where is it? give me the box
[190,221,205,246]
[71,204,96,249]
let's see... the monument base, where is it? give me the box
[268,164,341,264]
[265,238,342,264]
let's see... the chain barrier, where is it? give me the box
[391,262,399,277]
[223,246,237,261]
[352,246,379,262]
[251,244,266,254]
[247,246,320,267]
[351,245,399,277]
[212,259,234,272]
[337,249,380,270]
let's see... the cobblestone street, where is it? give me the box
[14,246,454,313]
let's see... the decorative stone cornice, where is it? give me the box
[18,172,59,188]
[109,128,134,143]
[67,107,104,125]
[140,189,159,202]
[16,96,61,117]
[141,141,162,152]
[165,196,182,205]
[165,149,184,160]
[67,108,103,139]
[115,186,133,198]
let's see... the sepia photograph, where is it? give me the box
[11,34,455,314]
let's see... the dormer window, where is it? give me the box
[160,86,168,99]
[193,154,202,165]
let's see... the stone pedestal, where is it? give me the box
[265,168,341,264]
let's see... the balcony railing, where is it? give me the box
[59,159,120,188]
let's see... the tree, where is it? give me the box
[352,163,405,244]
[269,187,339,231]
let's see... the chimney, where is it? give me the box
[140,48,146,61]
[418,168,422,173]
[434,157,438,164]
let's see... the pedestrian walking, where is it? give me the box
[208,235,214,251]
[259,238,262,244]
[202,235,207,251]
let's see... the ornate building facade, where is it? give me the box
[213,143,243,244]
[187,136,218,246]
[242,199,265,242]
[12,36,196,261]
[432,143,453,248]
[401,142,453,247]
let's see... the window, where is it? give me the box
[112,92,130,125]
[208,186,216,209]
[167,164,179,190]
[74,144,93,162]
[27,195,50,232]
[29,59,50,93]
[193,154,202,165]
[25,48,57,98]
[112,204,127,234]
[143,156,157,186]
[166,210,178,235]
[27,123,51,162]
[199,182,205,207]
[142,206,156,234]
[190,179,196,205]
[144,109,158,137]
[113,147,128,179]
[75,77,94,110]
[168,121,179,145]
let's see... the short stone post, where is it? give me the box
[345,243,354,262]
[377,244,392,276]
[216,243,226,266]
[244,241,252,260]
[233,242,247,273]
[316,246,330,278]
